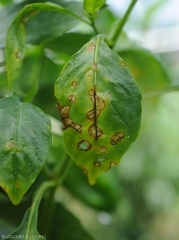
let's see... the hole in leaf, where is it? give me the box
[77,140,92,151]
[97,158,107,162]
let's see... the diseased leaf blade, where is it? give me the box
[0,96,52,205]
[83,0,106,15]
[54,36,142,184]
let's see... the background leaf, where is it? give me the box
[0,96,52,204]
[38,201,95,240]
[83,0,106,15]
[55,35,142,184]
[119,48,170,94]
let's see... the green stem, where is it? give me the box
[91,19,99,34]
[26,156,72,239]
[43,186,57,240]
[40,156,72,238]
[111,0,138,48]
[143,85,179,99]
[26,181,56,239]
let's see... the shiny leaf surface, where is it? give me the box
[0,96,52,204]
[55,36,142,184]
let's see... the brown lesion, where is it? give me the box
[56,102,82,133]
[110,132,125,145]
[87,88,105,140]
[88,124,103,138]
[92,63,97,71]
[77,140,92,151]
[121,61,126,66]
[94,162,101,167]
[68,95,76,103]
[16,181,21,187]
[79,166,88,176]
[99,146,108,153]
[88,42,96,53]
[71,80,77,87]
[15,52,21,59]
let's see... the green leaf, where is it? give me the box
[54,35,142,185]
[83,0,106,15]
[0,96,52,205]
[25,1,85,45]
[3,181,56,240]
[4,208,44,240]
[119,48,170,94]
[5,2,89,90]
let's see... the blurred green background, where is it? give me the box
[0,0,179,240]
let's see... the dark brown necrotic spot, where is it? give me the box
[56,102,82,133]
[94,162,101,167]
[88,124,103,138]
[88,42,96,52]
[77,140,92,151]
[99,146,108,153]
[110,132,125,145]
[68,95,76,103]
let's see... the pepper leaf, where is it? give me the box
[83,0,106,15]
[0,96,52,205]
[5,2,89,90]
[4,208,44,240]
[54,35,142,185]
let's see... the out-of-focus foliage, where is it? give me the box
[0,0,179,240]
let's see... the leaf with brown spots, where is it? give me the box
[0,96,52,205]
[54,35,142,184]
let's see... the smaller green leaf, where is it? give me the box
[4,208,44,240]
[0,96,52,205]
[83,0,106,15]
[5,2,89,90]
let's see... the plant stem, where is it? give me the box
[111,0,138,48]
[91,19,99,34]
[41,155,72,238]
[26,181,56,239]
